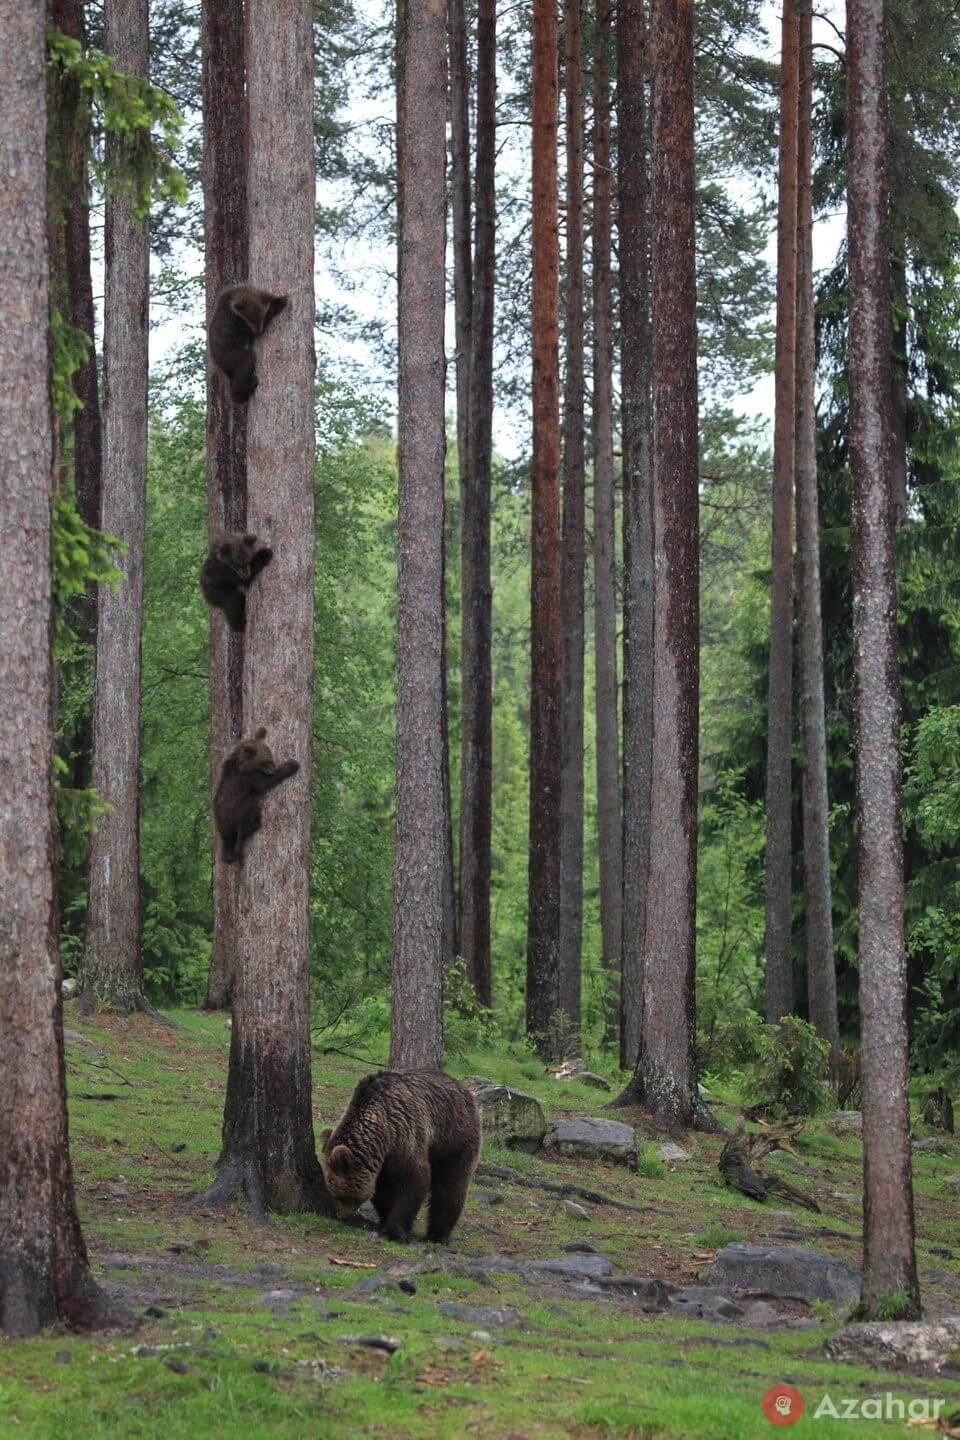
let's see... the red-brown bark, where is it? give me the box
[846,0,920,1319]
[201,0,248,1011]
[558,0,586,1034]
[764,0,799,1027]
[391,0,448,1068]
[526,0,563,1051]
[459,0,496,1008]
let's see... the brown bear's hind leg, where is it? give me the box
[379,1161,429,1243]
[426,1153,472,1243]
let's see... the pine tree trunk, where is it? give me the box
[0,2,113,1334]
[846,0,920,1320]
[796,6,838,1063]
[206,0,329,1215]
[460,0,496,1007]
[201,0,248,1012]
[558,0,586,1036]
[764,0,799,1027]
[83,0,150,1014]
[391,0,448,1069]
[591,0,622,1046]
[612,0,714,1129]
[526,0,563,1054]
[617,0,653,1072]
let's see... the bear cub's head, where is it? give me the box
[214,533,262,580]
[228,727,275,774]
[319,1128,378,1216]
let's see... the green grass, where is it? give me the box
[2,1009,958,1438]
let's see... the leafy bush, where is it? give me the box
[443,956,500,1058]
[745,1016,830,1118]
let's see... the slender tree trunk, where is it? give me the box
[764,0,799,1027]
[558,0,586,1036]
[592,0,622,1045]
[201,0,329,1215]
[444,0,470,972]
[796,7,838,1063]
[201,0,248,1012]
[83,0,150,1014]
[526,0,563,1053]
[0,1,114,1334]
[890,240,909,528]
[440,583,457,968]
[460,0,496,1007]
[846,0,920,1320]
[391,0,448,1069]
[612,0,714,1128]
[50,0,101,541]
[617,0,653,1072]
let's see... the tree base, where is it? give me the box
[606,1078,724,1133]
[0,1258,132,1338]
[77,988,179,1029]
[190,1154,335,1223]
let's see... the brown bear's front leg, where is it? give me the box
[426,1153,473,1244]
[378,1160,429,1243]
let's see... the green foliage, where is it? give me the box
[443,956,499,1058]
[872,1289,915,1322]
[47,26,186,218]
[51,493,123,654]
[745,1016,831,1119]
[695,1223,743,1249]
[696,771,765,1041]
[636,1147,667,1180]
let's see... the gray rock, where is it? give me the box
[255,1288,298,1305]
[578,1071,612,1092]
[945,1174,960,1192]
[668,1286,744,1322]
[437,1302,521,1327]
[464,1076,496,1090]
[472,1189,505,1206]
[352,1272,416,1297]
[740,1301,780,1328]
[470,1330,494,1342]
[357,1200,379,1222]
[913,1136,947,1154]
[659,1143,690,1164]
[474,1085,547,1153]
[700,1243,862,1304]
[829,1111,863,1135]
[525,1253,613,1280]
[545,1116,638,1166]
[61,977,78,998]
[562,1200,590,1220]
[63,1028,92,1045]
[825,1318,960,1374]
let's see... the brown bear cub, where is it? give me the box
[209,283,288,402]
[213,727,299,864]
[200,532,273,632]
[321,1070,481,1244]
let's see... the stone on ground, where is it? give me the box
[544,1116,638,1166]
[825,1318,960,1374]
[699,1242,861,1304]
[474,1085,547,1152]
[659,1143,690,1164]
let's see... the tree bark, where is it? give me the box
[795,6,838,1063]
[0,0,113,1335]
[558,0,586,1036]
[201,0,248,1012]
[612,0,714,1128]
[460,0,496,1007]
[617,0,653,1072]
[846,0,920,1320]
[391,0,447,1069]
[591,0,622,1045]
[764,0,799,1028]
[83,0,150,1014]
[204,0,329,1215]
[526,0,563,1053]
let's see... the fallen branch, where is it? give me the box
[474,1162,660,1215]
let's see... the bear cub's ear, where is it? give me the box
[254,727,268,740]
[330,1144,353,1173]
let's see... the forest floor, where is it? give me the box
[2,1009,960,1438]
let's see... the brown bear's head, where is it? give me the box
[229,288,288,335]
[233,727,274,774]
[319,1128,377,1216]
[216,533,259,579]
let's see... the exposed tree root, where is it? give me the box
[474,1162,660,1215]
[76,988,181,1030]
[605,1081,724,1134]
[0,1259,132,1338]
[189,1157,267,1223]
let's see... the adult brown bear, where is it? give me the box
[321,1070,480,1243]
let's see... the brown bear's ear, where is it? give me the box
[330,1144,353,1173]
[319,1127,333,1151]
[254,727,268,740]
